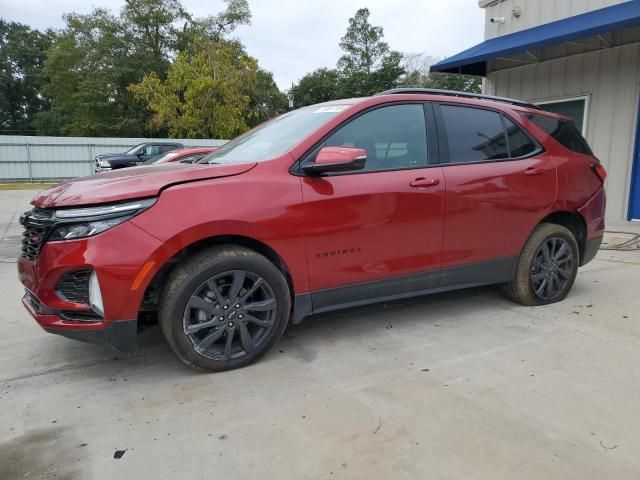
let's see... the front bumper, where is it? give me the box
[22,292,137,352]
[17,220,163,352]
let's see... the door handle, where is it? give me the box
[410,177,440,188]
[524,167,544,176]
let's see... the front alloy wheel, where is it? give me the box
[183,270,277,361]
[159,246,291,371]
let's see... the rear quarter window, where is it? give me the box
[527,114,593,156]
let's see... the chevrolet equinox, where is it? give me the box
[18,89,607,371]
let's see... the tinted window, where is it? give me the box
[160,145,177,153]
[322,104,427,172]
[441,105,508,163]
[527,114,593,155]
[503,116,538,158]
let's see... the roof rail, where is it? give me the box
[376,88,542,110]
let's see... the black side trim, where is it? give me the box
[441,256,517,287]
[581,236,602,266]
[294,256,518,321]
[312,268,441,314]
[45,319,137,353]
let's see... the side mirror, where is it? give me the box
[302,146,367,176]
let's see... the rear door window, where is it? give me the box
[440,105,509,163]
[527,114,593,155]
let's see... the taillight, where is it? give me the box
[591,162,607,183]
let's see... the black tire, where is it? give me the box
[504,223,579,306]
[159,246,291,372]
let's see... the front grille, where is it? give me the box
[56,270,92,304]
[20,208,54,261]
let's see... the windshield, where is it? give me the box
[125,143,145,155]
[200,105,351,165]
[144,150,181,164]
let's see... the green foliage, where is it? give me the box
[24,0,278,138]
[338,8,389,75]
[130,41,257,138]
[248,69,288,127]
[0,20,54,134]
[35,8,150,136]
[336,8,404,96]
[176,0,252,55]
[122,0,188,72]
[291,68,341,108]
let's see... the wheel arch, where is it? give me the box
[139,234,296,315]
[537,210,588,265]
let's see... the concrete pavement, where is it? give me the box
[1,189,639,479]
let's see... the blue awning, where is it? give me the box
[431,0,640,76]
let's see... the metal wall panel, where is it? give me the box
[485,43,640,222]
[482,0,629,39]
[0,136,227,182]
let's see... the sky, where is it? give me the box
[0,0,485,89]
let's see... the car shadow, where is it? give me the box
[46,280,594,377]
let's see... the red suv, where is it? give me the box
[18,89,606,371]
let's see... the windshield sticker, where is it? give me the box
[313,105,348,113]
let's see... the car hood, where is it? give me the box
[32,162,257,208]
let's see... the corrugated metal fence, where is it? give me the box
[0,136,227,182]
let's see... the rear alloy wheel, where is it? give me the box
[529,237,575,302]
[503,223,579,306]
[159,246,290,371]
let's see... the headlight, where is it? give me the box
[49,198,156,241]
[98,160,111,168]
[49,217,130,240]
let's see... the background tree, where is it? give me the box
[176,0,251,54]
[0,20,55,134]
[31,0,269,137]
[336,8,404,96]
[290,68,341,108]
[130,41,257,138]
[35,9,149,136]
[248,69,288,127]
[122,0,188,74]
